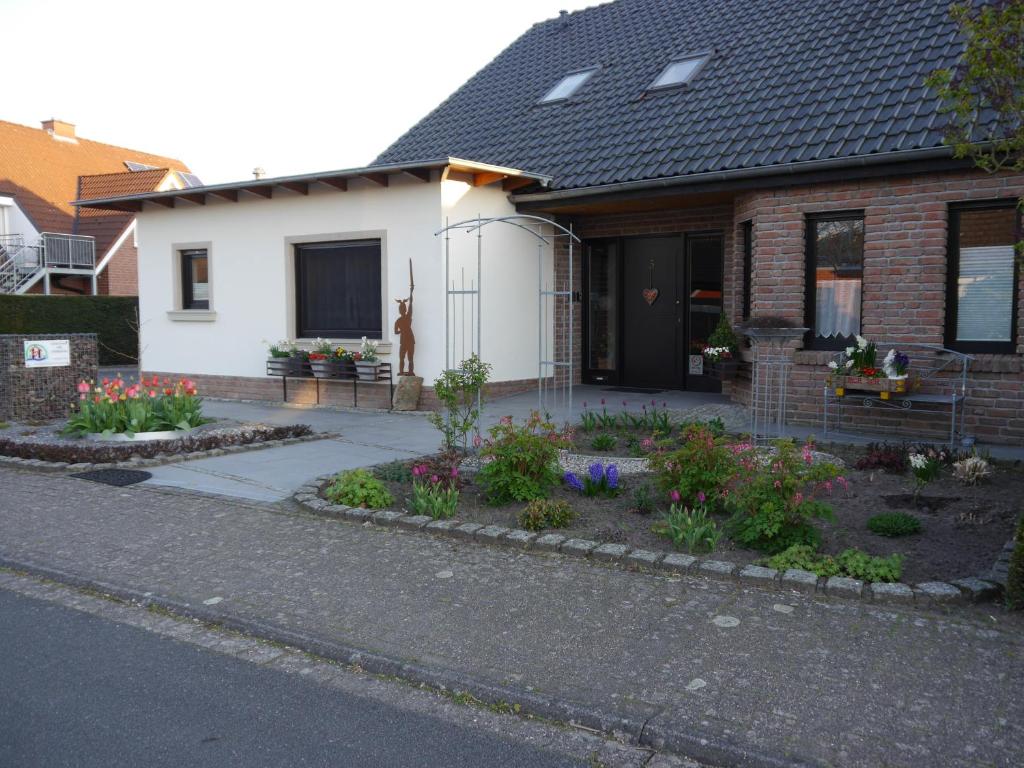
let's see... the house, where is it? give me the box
[0,118,195,295]
[75,0,1024,444]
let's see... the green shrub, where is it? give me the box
[706,313,739,353]
[590,433,617,451]
[835,548,903,583]
[0,295,138,366]
[648,424,739,509]
[518,499,576,531]
[867,512,922,537]
[765,545,903,583]
[477,412,568,504]
[428,355,492,452]
[1006,518,1024,610]
[325,469,392,509]
[655,504,722,554]
[725,440,840,553]
[630,484,656,515]
[373,460,413,483]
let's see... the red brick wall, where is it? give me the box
[732,168,1024,444]
[98,238,139,296]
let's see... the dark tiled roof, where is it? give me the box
[374,0,962,191]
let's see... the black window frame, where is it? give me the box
[294,238,383,340]
[180,248,209,310]
[945,199,1021,355]
[741,220,753,321]
[803,211,866,350]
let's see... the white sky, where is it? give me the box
[5,0,596,184]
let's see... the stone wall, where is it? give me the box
[0,334,98,422]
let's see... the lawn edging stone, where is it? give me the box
[294,482,1003,612]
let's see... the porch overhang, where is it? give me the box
[512,146,970,215]
[73,158,552,213]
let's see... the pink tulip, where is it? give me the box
[76,380,90,394]
[669,489,681,503]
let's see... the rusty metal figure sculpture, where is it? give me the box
[394,259,416,376]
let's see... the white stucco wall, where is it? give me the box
[440,180,555,384]
[0,196,40,241]
[136,176,444,380]
[133,174,547,386]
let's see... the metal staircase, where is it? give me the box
[0,233,95,294]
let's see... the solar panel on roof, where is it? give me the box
[179,172,204,188]
[124,160,159,172]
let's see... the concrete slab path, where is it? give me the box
[1,465,1020,768]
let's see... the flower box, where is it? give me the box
[707,360,738,381]
[831,375,907,399]
[309,358,357,379]
[355,361,381,381]
[266,356,308,377]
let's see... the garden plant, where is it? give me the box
[477,412,569,504]
[325,469,393,509]
[65,376,208,437]
[429,355,492,452]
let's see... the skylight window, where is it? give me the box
[540,68,597,103]
[649,54,708,90]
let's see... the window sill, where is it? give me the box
[167,310,217,322]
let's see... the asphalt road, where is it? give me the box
[0,590,591,768]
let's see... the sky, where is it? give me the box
[4,0,597,184]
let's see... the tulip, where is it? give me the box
[76,380,90,394]
[669,489,681,503]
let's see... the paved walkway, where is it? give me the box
[0,465,1020,768]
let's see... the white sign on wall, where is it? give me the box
[23,339,70,368]
[689,354,704,376]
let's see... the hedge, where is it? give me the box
[0,295,138,366]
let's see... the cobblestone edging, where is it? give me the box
[0,431,338,474]
[295,476,1004,611]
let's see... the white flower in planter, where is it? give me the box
[856,335,868,349]
[827,361,839,370]
[844,359,854,369]
[845,346,855,356]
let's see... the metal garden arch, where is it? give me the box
[434,214,580,422]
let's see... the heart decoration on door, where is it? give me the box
[643,258,659,305]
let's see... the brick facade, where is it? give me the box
[549,168,1024,445]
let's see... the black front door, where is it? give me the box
[584,233,724,391]
[622,237,683,388]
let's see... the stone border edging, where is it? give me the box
[0,556,803,768]
[0,431,338,473]
[295,476,1004,611]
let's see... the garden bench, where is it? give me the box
[822,343,972,450]
[266,360,394,409]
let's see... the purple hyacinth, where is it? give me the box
[588,462,604,485]
[606,464,619,490]
[564,471,583,492]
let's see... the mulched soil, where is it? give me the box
[368,451,1024,584]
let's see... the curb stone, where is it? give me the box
[292,483,1002,612]
[825,576,864,599]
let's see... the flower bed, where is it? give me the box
[0,422,313,464]
[347,433,1022,585]
[67,376,208,438]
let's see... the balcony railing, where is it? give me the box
[40,232,95,269]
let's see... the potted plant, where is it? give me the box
[354,336,381,381]
[335,346,357,378]
[266,339,305,376]
[309,338,336,378]
[827,337,910,399]
[703,315,740,380]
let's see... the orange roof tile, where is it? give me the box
[0,119,189,243]
[78,168,174,201]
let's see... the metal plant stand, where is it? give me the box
[744,326,807,443]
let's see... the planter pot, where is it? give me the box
[88,427,197,442]
[355,361,381,382]
[267,356,307,377]
[831,375,907,399]
[707,360,738,380]
[309,359,335,379]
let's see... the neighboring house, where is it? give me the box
[76,0,1024,444]
[0,118,195,295]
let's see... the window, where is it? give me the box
[539,69,596,103]
[946,202,1020,353]
[804,213,864,348]
[180,249,209,310]
[741,220,753,320]
[295,239,382,338]
[649,54,708,90]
